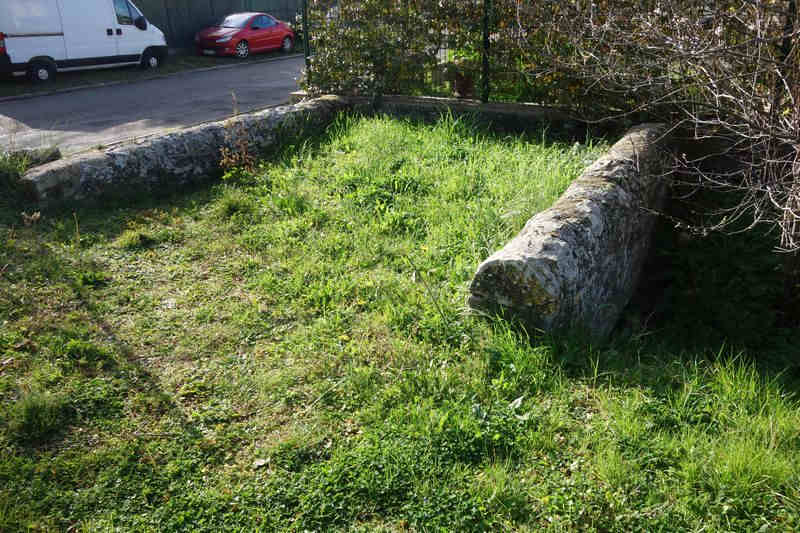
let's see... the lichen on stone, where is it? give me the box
[468,123,670,340]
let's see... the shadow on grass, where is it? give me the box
[0,247,204,448]
[0,189,212,450]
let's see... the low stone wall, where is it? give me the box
[468,124,670,340]
[23,94,585,205]
[291,92,585,134]
[357,94,574,123]
[22,95,349,204]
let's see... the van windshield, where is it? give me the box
[215,14,251,28]
[128,1,144,19]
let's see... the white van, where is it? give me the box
[0,0,168,83]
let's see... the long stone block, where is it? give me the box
[21,95,349,204]
[468,123,670,340]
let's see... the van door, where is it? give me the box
[0,0,67,64]
[59,0,118,61]
[112,0,150,60]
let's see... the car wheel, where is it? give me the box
[27,61,55,83]
[281,36,293,53]
[235,41,250,59]
[140,49,162,70]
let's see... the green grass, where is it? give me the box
[0,49,299,99]
[1,113,800,531]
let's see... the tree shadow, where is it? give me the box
[0,201,207,451]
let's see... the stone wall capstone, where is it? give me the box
[468,123,670,340]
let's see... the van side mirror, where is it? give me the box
[135,16,148,31]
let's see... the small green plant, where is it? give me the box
[215,187,258,221]
[73,269,110,289]
[0,152,30,207]
[273,192,308,216]
[4,390,71,446]
[62,339,112,367]
[114,229,156,250]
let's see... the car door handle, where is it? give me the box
[107,28,113,35]
[116,29,122,35]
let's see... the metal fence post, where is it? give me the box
[482,0,491,103]
[163,0,176,47]
[302,0,310,86]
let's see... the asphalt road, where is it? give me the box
[0,55,304,155]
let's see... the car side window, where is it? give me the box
[114,0,133,25]
[258,16,275,28]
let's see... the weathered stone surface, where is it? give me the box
[22,95,349,204]
[290,92,577,128]
[469,123,670,340]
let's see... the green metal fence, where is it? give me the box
[135,0,301,47]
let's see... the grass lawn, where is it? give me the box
[1,113,800,531]
[0,49,299,100]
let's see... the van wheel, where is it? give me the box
[28,61,55,83]
[140,50,162,70]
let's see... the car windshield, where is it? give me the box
[215,14,251,28]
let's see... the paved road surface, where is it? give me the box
[0,56,304,155]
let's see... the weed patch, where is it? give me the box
[4,390,72,446]
[0,152,31,214]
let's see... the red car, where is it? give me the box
[195,12,294,59]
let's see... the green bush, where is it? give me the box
[302,0,582,103]
[304,0,481,96]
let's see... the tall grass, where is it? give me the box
[0,152,29,213]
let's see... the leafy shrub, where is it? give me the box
[304,0,482,97]
[302,0,579,103]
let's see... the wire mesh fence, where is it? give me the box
[300,0,556,104]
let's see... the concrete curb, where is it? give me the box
[0,53,304,104]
